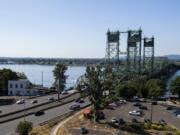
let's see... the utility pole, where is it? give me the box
[150,103,153,123]
[41,71,44,87]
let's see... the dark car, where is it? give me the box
[75,98,84,103]
[69,104,80,110]
[80,127,88,134]
[151,101,157,105]
[34,110,45,116]
[173,110,180,116]
[139,106,148,110]
[166,106,173,110]
[133,103,142,107]
[159,119,167,125]
[144,119,151,123]
[118,118,125,125]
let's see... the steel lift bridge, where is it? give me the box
[105,29,154,75]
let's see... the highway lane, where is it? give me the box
[0,90,76,115]
[0,93,80,123]
[0,99,89,135]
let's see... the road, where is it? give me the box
[0,90,76,115]
[0,98,89,135]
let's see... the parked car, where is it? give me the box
[80,127,88,134]
[133,103,142,107]
[109,102,119,107]
[144,119,151,123]
[129,110,143,116]
[111,117,125,125]
[111,117,119,123]
[119,100,126,104]
[69,104,80,110]
[16,99,25,104]
[151,101,157,105]
[118,118,125,125]
[48,97,55,101]
[159,119,167,125]
[139,106,148,110]
[166,106,173,110]
[106,105,115,110]
[31,99,38,104]
[34,110,45,116]
[0,109,2,113]
[173,110,180,116]
[61,91,68,95]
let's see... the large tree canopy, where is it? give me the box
[0,68,27,95]
[53,63,68,100]
[170,76,180,98]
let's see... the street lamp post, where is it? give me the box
[150,103,153,123]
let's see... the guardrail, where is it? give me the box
[39,104,91,126]
[0,92,78,118]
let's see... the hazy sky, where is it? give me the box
[0,0,180,58]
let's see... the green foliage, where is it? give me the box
[175,130,180,135]
[151,124,164,131]
[16,121,33,135]
[170,76,180,98]
[115,81,138,99]
[145,79,164,99]
[17,72,27,79]
[53,63,68,100]
[0,68,27,95]
[77,65,116,121]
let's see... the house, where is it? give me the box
[8,79,38,96]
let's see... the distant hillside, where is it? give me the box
[164,55,180,60]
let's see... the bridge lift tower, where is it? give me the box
[143,37,154,73]
[127,29,142,74]
[106,30,120,65]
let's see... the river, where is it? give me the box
[0,64,86,88]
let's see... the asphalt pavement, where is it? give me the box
[0,92,75,115]
[0,98,89,135]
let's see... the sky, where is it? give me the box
[0,0,180,58]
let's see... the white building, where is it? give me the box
[8,79,38,96]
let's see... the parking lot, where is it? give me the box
[103,101,180,129]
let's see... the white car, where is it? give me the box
[129,110,142,116]
[61,91,68,95]
[16,99,25,104]
[111,117,119,123]
[48,97,55,101]
[31,99,38,104]
[119,100,127,104]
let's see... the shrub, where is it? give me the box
[130,123,143,130]
[144,123,151,129]
[16,121,33,135]
[151,124,164,131]
[175,130,180,135]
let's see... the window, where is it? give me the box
[15,84,18,88]
[20,84,23,89]
[10,84,13,88]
